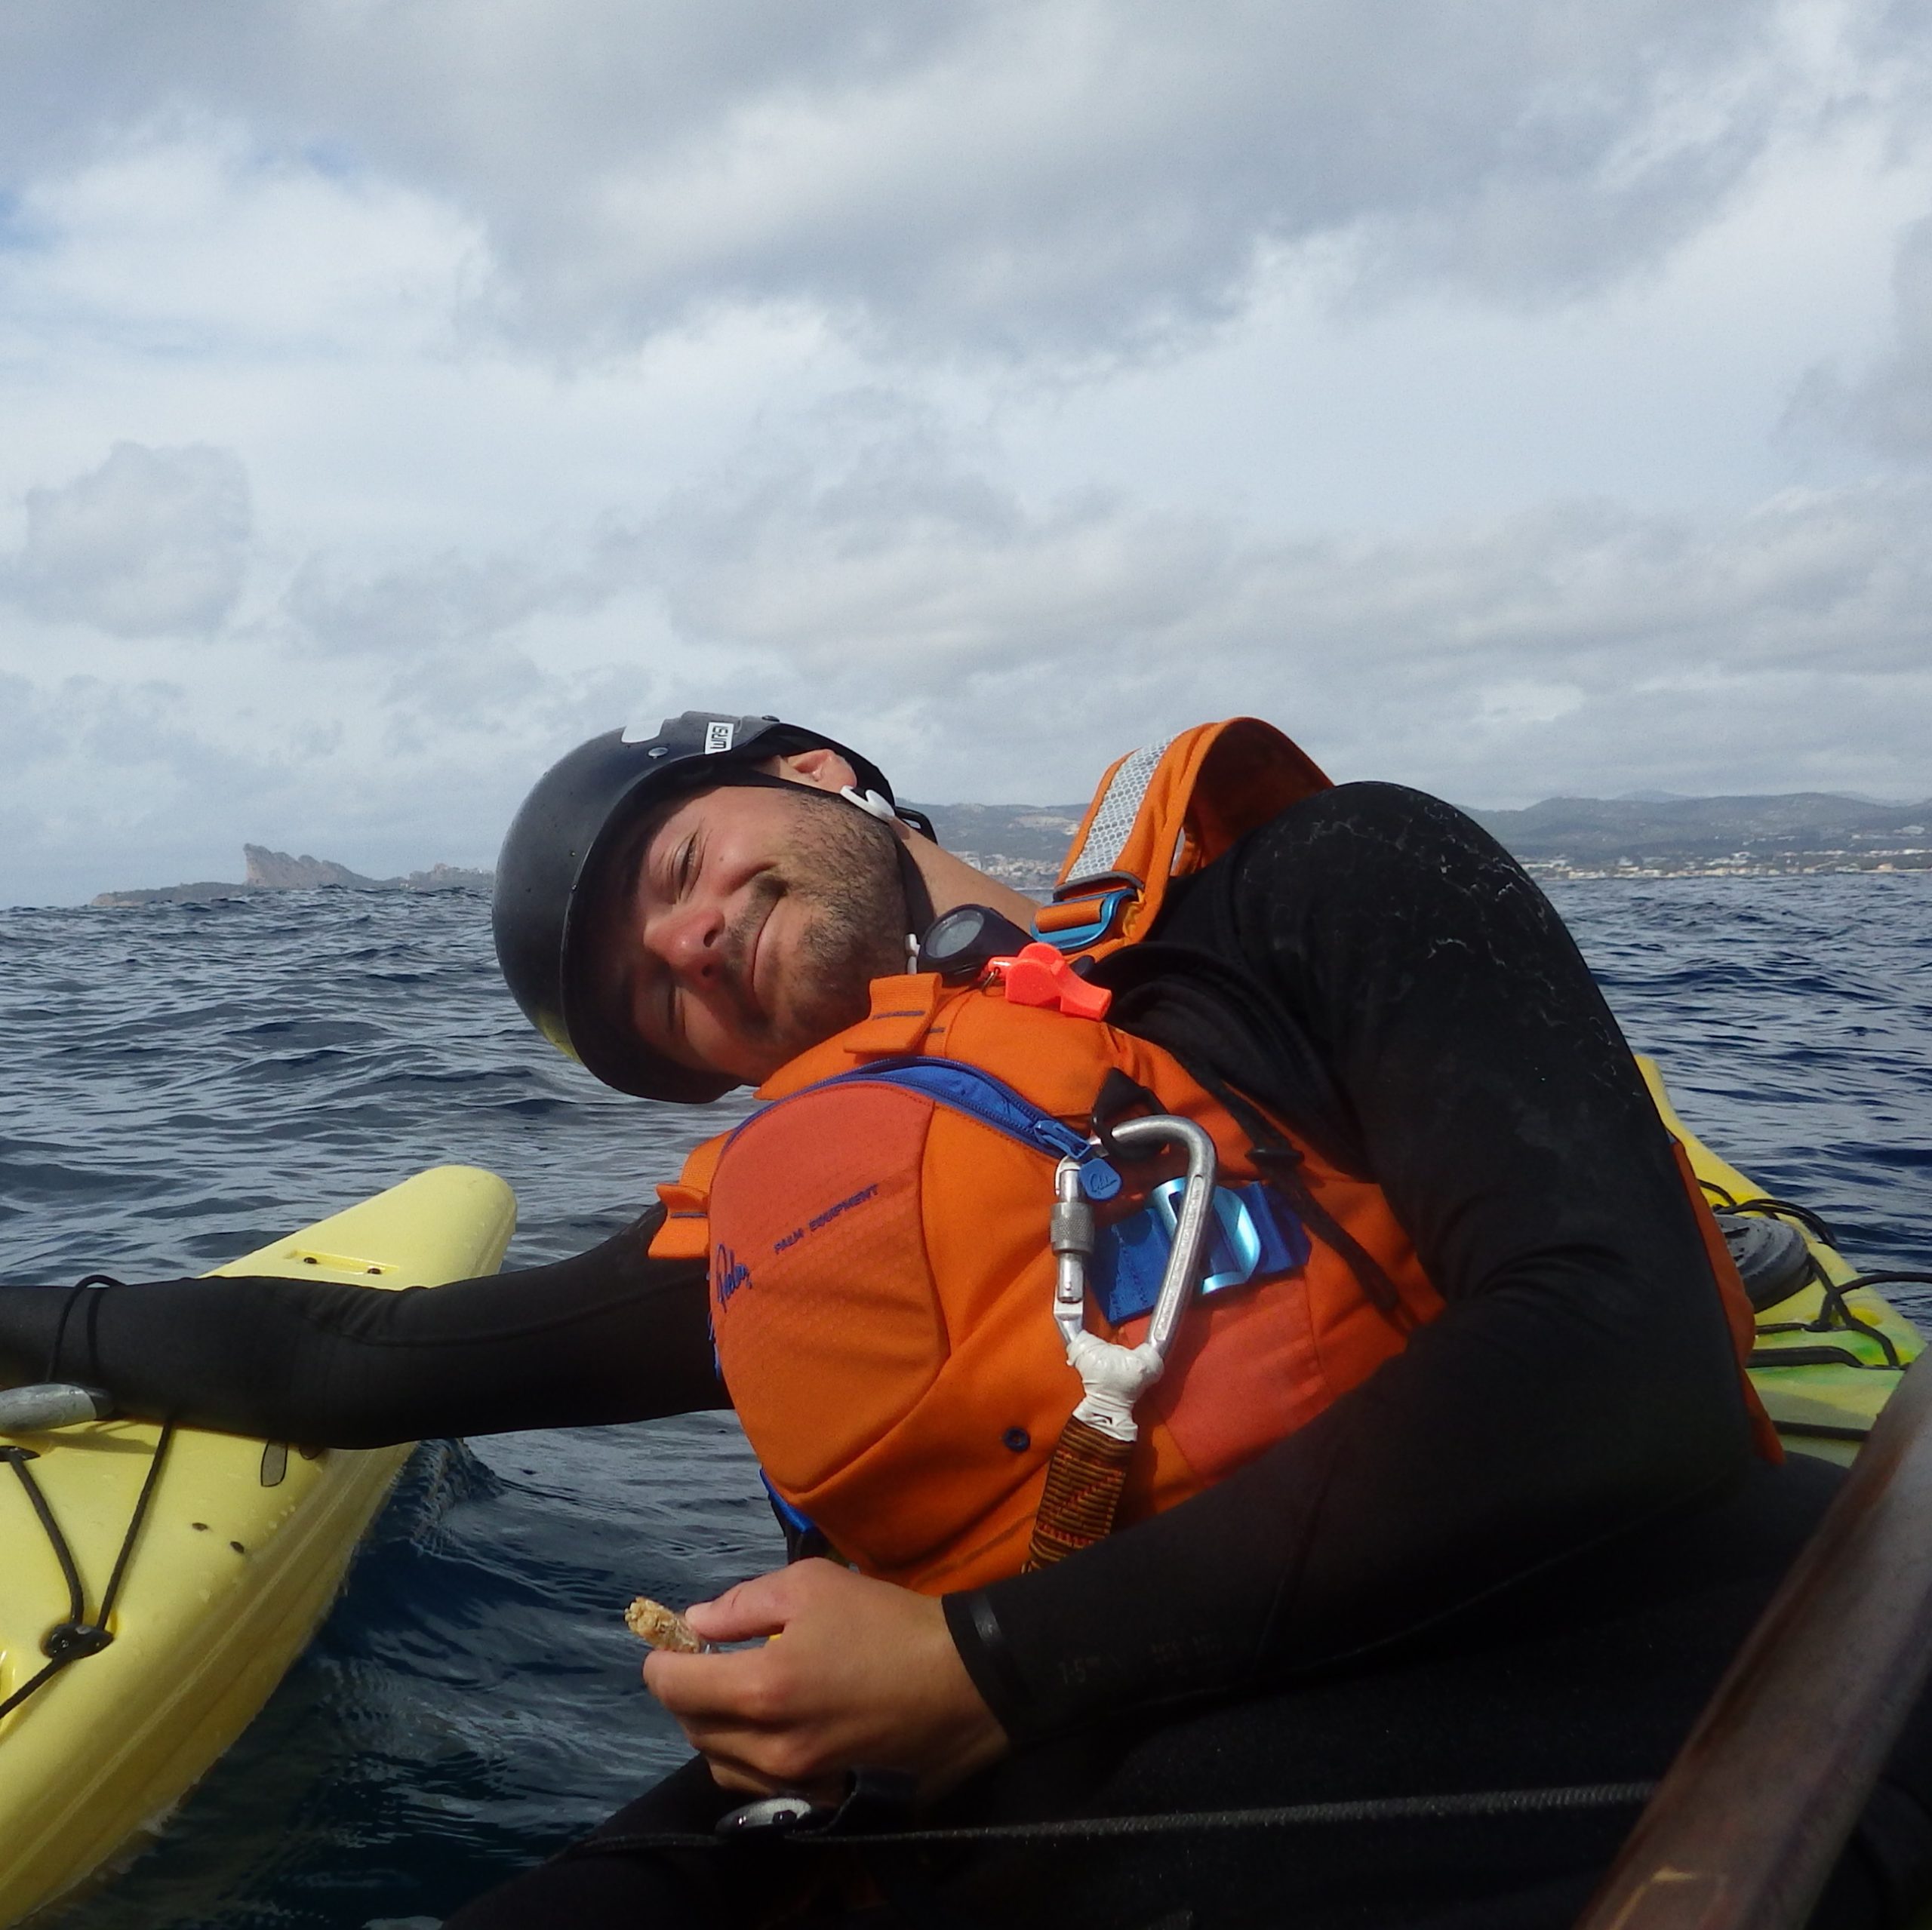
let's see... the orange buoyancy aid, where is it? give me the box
[650,718,1776,1596]
[1030,716,1332,957]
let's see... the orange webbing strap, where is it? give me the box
[1044,720,1333,955]
[1669,1139,1783,1464]
[1023,1414,1136,1570]
[648,1129,731,1262]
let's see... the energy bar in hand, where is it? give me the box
[624,1597,703,1653]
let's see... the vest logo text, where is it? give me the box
[714,1244,752,1305]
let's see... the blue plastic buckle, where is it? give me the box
[1092,1182,1309,1326]
[1033,887,1137,954]
[1151,1179,1256,1293]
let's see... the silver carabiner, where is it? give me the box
[1048,1115,1220,1443]
[1103,1116,1219,1362]
[1050,1161,1097,1353]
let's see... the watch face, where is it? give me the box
[922,906,983,961]
[919,905,1032,978]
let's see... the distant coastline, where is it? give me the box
[1463,792,1932,882]
[89,791,1932,907]
[924,793,1932,890]
[92,845,493,908]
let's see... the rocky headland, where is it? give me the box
[93,846,493,908]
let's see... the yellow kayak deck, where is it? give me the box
[1638,1059,1923,1466]
[0,1164,515,1928]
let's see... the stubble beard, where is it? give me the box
[735,794,910,1063]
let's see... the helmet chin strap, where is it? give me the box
[839,785,935,969]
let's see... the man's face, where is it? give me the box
[594,779,909,1086]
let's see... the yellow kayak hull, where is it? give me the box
[1639,1059,1923,1465]
[0,1164,515,1928]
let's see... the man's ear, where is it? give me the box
[772,746,860,792]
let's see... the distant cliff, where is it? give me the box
[243,845,384,890]
[93,847,493,908]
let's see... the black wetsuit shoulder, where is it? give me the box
[944,782,1756,1737]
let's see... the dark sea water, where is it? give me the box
[1,874,1927,1929]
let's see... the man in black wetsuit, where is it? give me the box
[3,711,1930,1930]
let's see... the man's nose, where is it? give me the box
[646,896,728,987]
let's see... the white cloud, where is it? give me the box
[0,125,480,358]
[1789,211,1932,456]
[5,442,251,637]
[1478,681,1589,728]
[285,551,561,659]
[0,0,1896,361]
[591,439,1932,806]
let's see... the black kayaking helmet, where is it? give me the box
[492,711,933,1104]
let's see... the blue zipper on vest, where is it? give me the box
[755,1056,1123,1200]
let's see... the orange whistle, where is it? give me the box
[994,942,1112,1021]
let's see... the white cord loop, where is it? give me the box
[839,785,899,822]
[1067,1332,1165,1442]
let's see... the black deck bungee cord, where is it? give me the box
[1752,1256,1912,1371]
[0,1425,174,1720]
[2,1445,88,1639]
[44,1271,122,1383]
[1706,1188,1921,1371]
[0,1275,174,1723]
[558,1778,1659,1861]
[1749,1345,1898,1372]
[1713,1191,1836,1244]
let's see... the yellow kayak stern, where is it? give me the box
[0,1164,515,1928]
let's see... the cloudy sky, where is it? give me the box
[2,2,1928,905]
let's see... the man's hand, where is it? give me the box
[642,1559,1009,1803]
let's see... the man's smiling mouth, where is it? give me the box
[738,891,778,1029]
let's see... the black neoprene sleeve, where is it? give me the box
[0,1210,727,1445]
[942,783,1758,1738]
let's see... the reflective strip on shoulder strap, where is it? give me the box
[1064,735,1177,887]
